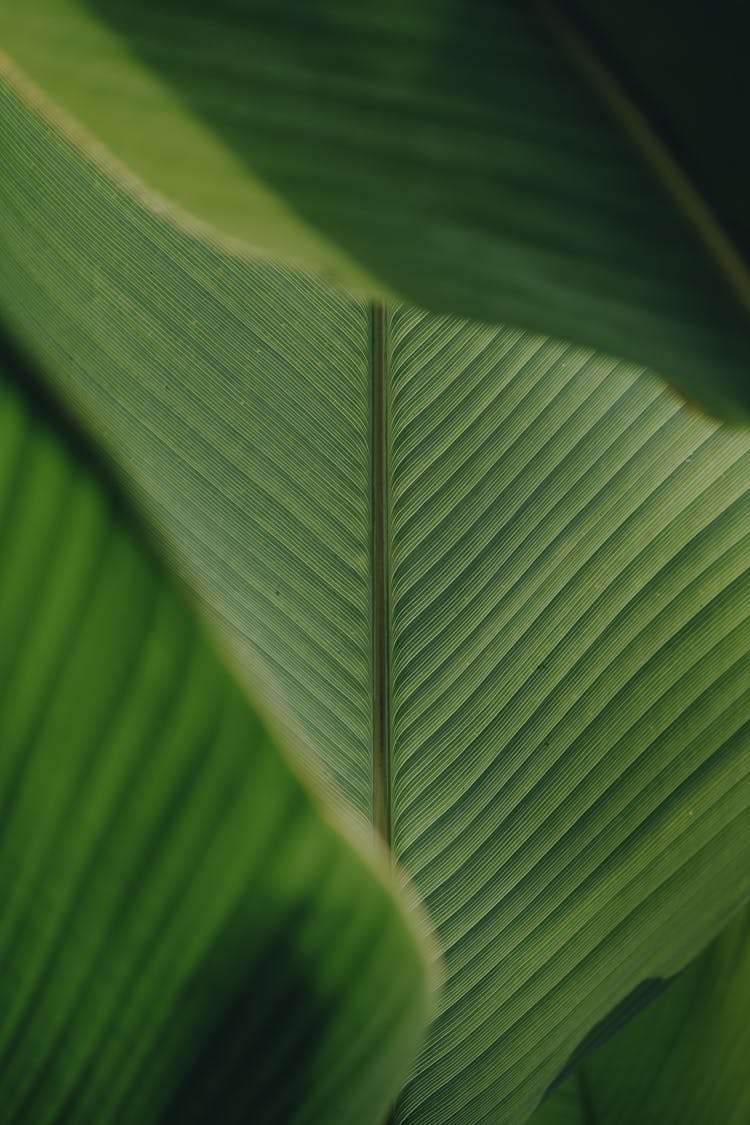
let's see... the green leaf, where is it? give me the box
[2,58,750,1123]
[531,904,750,1124]
[0,328,431,1118]
[2,1,750,418]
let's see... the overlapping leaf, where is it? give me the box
[2,56,750,1124]
[3,0,750,417]
[531,905,750,1124]
[0,339,431,1123]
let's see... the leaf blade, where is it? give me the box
[0,337,431,1123]
[386,306,750,1122]
[2,56,750,1123]
[3,0,750,417]
[531,904,750,1124]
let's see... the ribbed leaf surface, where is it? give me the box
[2,59,750,1123]
[387,309,750,1121]
[3,0,750,417]
[0,63,375,817]
[531,905,750,1124]
[0,345,430,1124]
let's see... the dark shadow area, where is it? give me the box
[542,974,675,1100]
[154,900,326,1125]
[81,0,526,318]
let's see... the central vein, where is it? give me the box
[371,301,391,844]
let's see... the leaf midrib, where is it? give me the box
[371,300,391,843]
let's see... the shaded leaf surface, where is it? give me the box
[532,905,750,1124]
[0,339,430,1121]
[3,0,750,417]
[2,61,750,1123]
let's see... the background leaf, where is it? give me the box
[0,335,431,1121]
[2,57,750,1124]
[2,0,750,417]
[530,905,750,1124]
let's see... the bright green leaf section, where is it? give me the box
[2,0,750,419]
[0,346,431,1122]
[2,65,750,1124]
[532,905,750,1124]
[0,3,382,292]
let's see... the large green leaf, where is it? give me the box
[2,1,750,418]
[0,322,431,1118]
[530,904,750,1124]
[2,58,750,1123]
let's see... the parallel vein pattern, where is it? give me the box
[4,0,750,416]
[3,63,750,1125]
[532,904,750,1124]
[388,308,750,1123]
[0,73,374,818]
[0,357,429,1125]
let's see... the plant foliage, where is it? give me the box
[1,4,749,1123]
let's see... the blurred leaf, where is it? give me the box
[2,0,750,418]
[2,54,750,1125]
[0,336,431,1121]
[531,905,750,1124]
